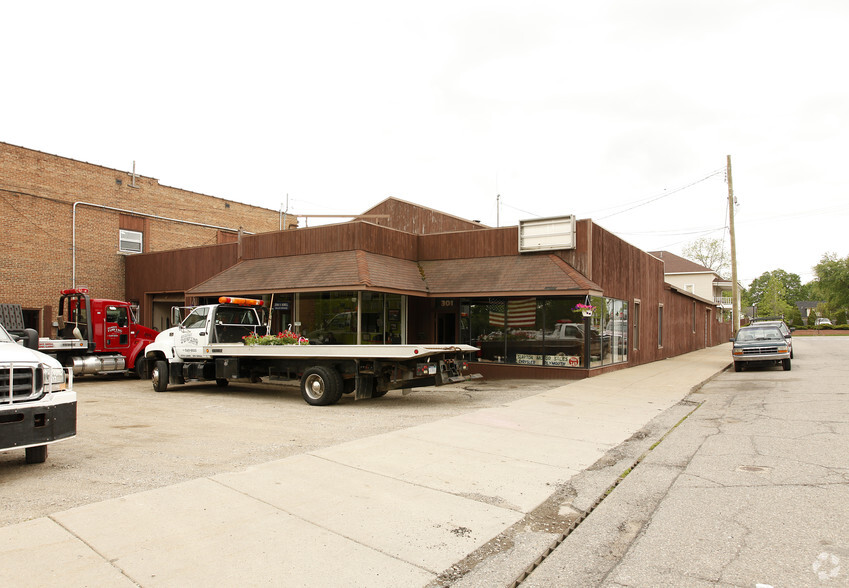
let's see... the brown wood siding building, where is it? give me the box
[362,197,487,235]
[125,200,731,379]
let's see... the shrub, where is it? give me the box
[808,309,819,326]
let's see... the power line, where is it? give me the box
[615,224,726,237]
[499,167,727,223]
[595,168,725,220]
[499,201,544,219]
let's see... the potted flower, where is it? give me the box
[243,330,310,346]
[574,303,595,318]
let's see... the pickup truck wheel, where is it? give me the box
[734,362,743,372]
[301,366,343,406]
[25,445,48,464]
[216,378,229,387]
[152,360,169,392]
[783,358,791,371]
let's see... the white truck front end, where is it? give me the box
[0,325,76,464]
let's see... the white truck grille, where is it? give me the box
[0,363,43,403]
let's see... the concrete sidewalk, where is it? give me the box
[0,346,731,587]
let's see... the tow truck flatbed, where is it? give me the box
[185,343,478,360]
[145,299,481,405]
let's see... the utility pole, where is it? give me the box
[727,155,739,333]
[280,193,289,231]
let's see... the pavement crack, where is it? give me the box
[47,515,143,587]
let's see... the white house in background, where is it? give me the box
[649,250,741,316]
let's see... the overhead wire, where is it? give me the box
[497,166,727,225]
[594,168,726,220]
[500,201,543,219]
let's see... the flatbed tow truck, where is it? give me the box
[144,297,480,406]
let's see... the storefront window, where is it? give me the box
[466,295,628,369]
[468,297,586,367]
[360,292,404,344]
[297,292,404,345]
[609,300,628,363]
[266,294,294,335]
[300,292,359,344]
[589,296,605,368]
[468,299,509,362]
[539,298,589,367]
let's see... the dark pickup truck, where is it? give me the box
[731,324,791,372]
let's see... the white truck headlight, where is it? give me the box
[43,364,67,391]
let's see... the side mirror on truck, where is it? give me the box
[171,307,182,328]
[17,328,39,350]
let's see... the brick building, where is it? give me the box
[0,142,292,334]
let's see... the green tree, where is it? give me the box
[787,306,803,327]
[748,269,805,307]
[682,237,730,278]
[741,286,752,309]
[814,253,849,309]
[798,280,818,302]
[758,274,792,318]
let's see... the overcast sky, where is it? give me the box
[4,1,847,286]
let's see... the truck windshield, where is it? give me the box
[216,308,259,326]
[736,327,783,342]
[182,307,209,329]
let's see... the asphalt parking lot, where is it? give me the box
[0,375,569,527]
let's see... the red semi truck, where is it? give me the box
[37,288,158,377]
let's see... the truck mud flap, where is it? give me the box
[354,374,376,400]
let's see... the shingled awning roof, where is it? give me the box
[187,251,427,297]
[187,251,601,298]
[421,254,601,296]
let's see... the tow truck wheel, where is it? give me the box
[25,445,48,464]
[300,366,343,406]
[152,360,169,392]
[134,358,146,379]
